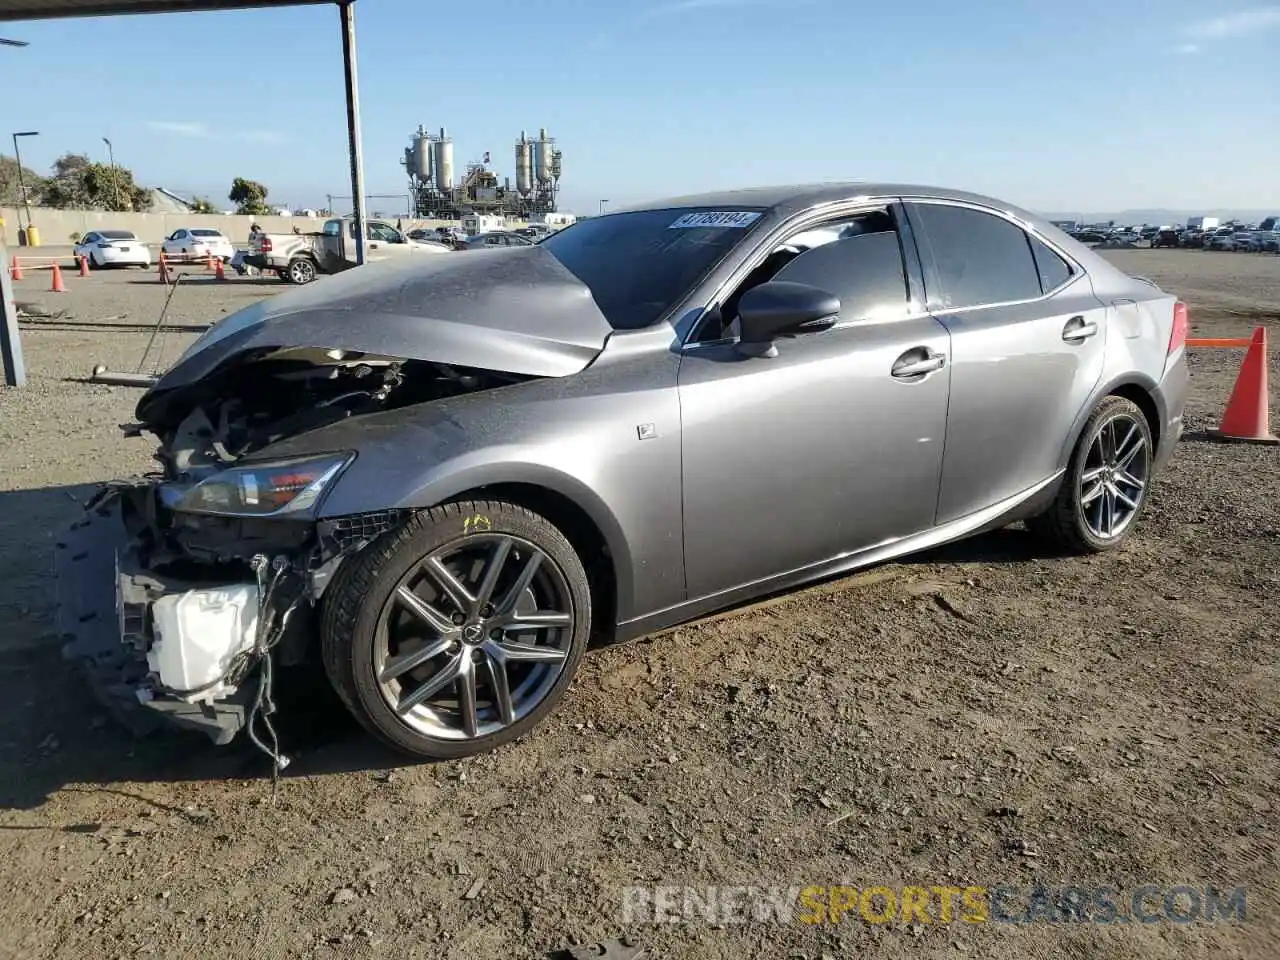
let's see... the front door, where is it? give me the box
[678,215,951,601]
[905,201,1109,524]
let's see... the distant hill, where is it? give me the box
[1039,209,1279,226]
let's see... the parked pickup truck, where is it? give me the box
[248,216,451,283]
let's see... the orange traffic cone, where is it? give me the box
[158,254,170,284]
[49,262,66,293]
[206,252,215,271]
[78,255,90,277]
[214,256,226,281]
[1213,326,1278,444]
[10,257,22,281]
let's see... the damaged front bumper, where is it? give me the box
[55,486,263,745]
[53,481,400,748]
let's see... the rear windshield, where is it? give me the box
[541,207,765,330]
[190,229,222,237]
[100,230,135,240]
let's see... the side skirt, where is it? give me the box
[615,470,1064,642]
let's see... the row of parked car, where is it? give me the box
[1162,225,1280,252]
[70,227,239,269]
[1065,220,1280,252]
[69,220,550,278]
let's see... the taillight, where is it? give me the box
[260,237,273,252]
[1169,301,1188,354]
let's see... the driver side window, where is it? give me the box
[694,207,913,342]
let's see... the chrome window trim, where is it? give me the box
[679,196,927,351]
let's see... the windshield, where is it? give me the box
[540,207,765,329]
[190,229,223,237]
[100,230,135,240]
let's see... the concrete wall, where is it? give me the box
[0,207,530,246]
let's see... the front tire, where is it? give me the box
[1028,395,1154,553]
[321,500,592,760]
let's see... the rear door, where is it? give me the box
[905,201,1108,524]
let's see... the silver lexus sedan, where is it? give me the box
[56,183,1189,763]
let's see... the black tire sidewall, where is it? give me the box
[1067,397,1153,551]
[327,502,592,760]
[289,259,315,283]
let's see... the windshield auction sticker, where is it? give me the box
[668,211,762,229]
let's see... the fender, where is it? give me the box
[395,457,639,623]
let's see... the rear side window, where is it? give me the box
[911,203,1042,309]
[1028,235,1073,293]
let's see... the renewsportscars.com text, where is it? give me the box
[619,884,1247,926]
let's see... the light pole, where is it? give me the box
[102,137,122,210]
[11,131,38,239]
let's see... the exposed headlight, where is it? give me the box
[174,453,353,517]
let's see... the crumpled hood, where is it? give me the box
[136,246,612,423]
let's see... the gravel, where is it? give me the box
[0,250,1275,959]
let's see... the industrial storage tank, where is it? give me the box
[432,126,454,192]
[534,127,555,184]
[412,131,433,180]
[515,132,533,196]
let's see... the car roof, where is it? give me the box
[615,181,1047,224]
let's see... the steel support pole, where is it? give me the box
[1,243,26,387]
[338,0,366,266]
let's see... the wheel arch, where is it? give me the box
[460,482,619,644]
[390,465,633,638]
[1059,373,1165,468]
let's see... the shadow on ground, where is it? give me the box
[0,481,1064,812]
[0,483,414,812]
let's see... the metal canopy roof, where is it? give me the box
[0,0,326,20]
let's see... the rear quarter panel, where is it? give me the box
[1059,266,1184,465]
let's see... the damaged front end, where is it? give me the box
[55,247,613,756]
[55,349,534,754]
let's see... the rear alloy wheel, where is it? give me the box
[1028,395,1153,553]
[322,500,591,760]
[286,257,317,284]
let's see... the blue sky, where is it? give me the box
[1,0,1278,215]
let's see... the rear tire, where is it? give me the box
[321,500,592,761]
[1027,395,1154,553]
[285,257,317,284]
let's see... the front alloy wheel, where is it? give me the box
[322,500,591,759]
[1028,395,1154,553]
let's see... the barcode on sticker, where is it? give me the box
[668,211,762,229]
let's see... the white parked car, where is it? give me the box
[74,230,152,269]
[162,227,236,262]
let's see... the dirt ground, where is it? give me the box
[0,249,1276,959]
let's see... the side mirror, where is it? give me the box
[737,280,840,357]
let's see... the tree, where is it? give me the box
[189,197,217,214]
[229,177,271,216]
[41,152,152,212]
[0,154,46,207]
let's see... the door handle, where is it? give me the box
[892,348,946,379]
[1062,315,1098,342]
